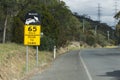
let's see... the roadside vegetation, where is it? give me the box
[0,0,119,79]
[0,0,115,47]
[0,43,53,80]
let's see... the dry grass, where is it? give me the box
[0,43,53,80]
[104,46,117,48]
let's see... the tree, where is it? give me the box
[0,0,18,43]
[114,11,120,19]
[114,11,120,44]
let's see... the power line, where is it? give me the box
[114,0,119,14]
[114,0,119,26]
[97,3,102,23]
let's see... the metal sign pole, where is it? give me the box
[26,46,28,72]
[24,11,41,69]
[36,46,39,67]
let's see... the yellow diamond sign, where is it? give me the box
[24,25,41,46]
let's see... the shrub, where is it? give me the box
[86,35,96,46]
[39,36,55,51]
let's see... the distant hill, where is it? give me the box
[73,13,115,46]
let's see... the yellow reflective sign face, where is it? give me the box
[24,25,41,46]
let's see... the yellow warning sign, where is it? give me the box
[24,25,41,46]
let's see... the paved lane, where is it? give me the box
[30,51,88,80]
[81,48,120,80]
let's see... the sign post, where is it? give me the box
[26,46,28,72]
[36,46,39,67]
[24,11,41,71]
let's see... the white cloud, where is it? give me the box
[63,0,120,26]
[102,16,114,25]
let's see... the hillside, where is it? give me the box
[0,0,116,48]
[72,13,115,47]
[0,0,117,79]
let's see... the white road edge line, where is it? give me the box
[79,51,93,80]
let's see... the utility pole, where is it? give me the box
[114,0,119,26]
[98,3,102,23]
[107,31,110,41]
[94,25,97,36]
[82,19,85,33]
[58,0,61,2]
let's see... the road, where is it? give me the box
[29,50,88,80]
[30,48,120,80]
[81,48,120,80]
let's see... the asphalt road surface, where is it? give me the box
[30,48,120,80]
[81,48,120,80]
[29,50,88,80]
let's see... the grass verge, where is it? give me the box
[0,43,53,80]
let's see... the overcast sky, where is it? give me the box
[63,0,120,26]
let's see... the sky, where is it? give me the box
[63,0,120,26]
